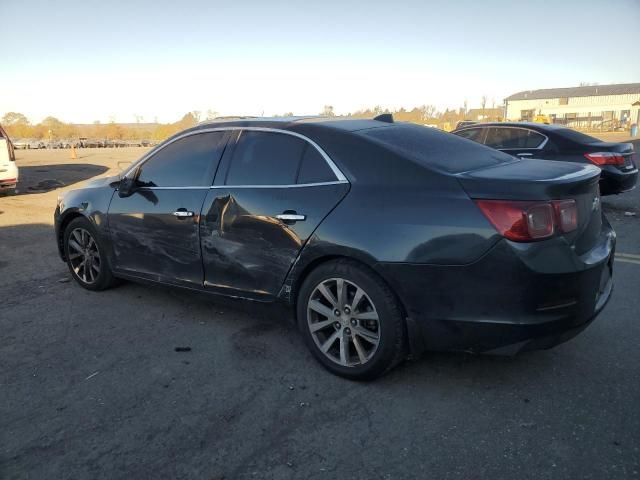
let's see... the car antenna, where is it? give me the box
[373,113,394,123]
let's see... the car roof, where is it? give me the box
[454,122,567,132]
[193,116,392,133]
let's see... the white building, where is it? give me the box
[504,83,640,129]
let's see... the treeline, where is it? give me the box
[1,112,201,142]
[2,102,501,142]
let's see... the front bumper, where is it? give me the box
[377,221,615,355]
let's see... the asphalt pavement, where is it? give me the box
[1,147,639,480]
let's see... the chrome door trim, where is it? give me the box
[123,126,348,183]
[135,180,348,190]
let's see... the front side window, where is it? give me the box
[485,128,545,149]
[136,132,226,187]
[455,128,485,143]
[225,131,307,185]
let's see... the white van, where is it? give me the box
[0,124,19,194]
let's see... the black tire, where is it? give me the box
[297,259,406,380]
[63,216,117,291]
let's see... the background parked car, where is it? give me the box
[12,138,30,149]
[452,122,638,195]
[0,124,19,194]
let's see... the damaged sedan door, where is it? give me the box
[200,129,349,300]
[107,131,229,287]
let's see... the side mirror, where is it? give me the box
[118,176,137,198]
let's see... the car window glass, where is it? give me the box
[226,131,306,185]
[485,128,545,149]
[455,128,484,143]
[361,124,512,174]
[136,132,226,187]
[297,144,336,184]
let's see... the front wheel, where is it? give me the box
[297,260,406,380]
[63,217,117,291]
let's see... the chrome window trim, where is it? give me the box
[123,126,348,184]
[136,180,348,190]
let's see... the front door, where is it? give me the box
[108,131,228,287]
[200,129,349,299]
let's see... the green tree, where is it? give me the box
[2,112,30,125]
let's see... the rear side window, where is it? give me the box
[297,145,335,184]
[485,128,545,149]
[359,124,512,174]
[226,131,307,185]
[136,132,226,187]
[455,128,485,143]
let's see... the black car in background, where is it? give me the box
[54,117,614,379]
[452,122,637,195]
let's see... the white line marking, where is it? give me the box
[615,258,640,266]
[85,371,100,380]
[617,252,640,260]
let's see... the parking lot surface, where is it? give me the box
[1,145,639,479]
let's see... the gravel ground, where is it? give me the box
[1,144,639,480]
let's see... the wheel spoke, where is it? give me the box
[73,259,86,275]
[72,230,83,246]
[354,310,379,321]
[351,287,365,311]
[308,300,334,319]
[321,330,340,353]
[354,326,379,345]
[68,239,83,253]
[336,278,347,307]
[87,260,95,282]
[68,252,83,260]
[317,283,338,308]
[352,335,367,364]
[309,318,335,333]
[339,331,349,365]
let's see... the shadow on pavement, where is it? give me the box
[12,163,109,195]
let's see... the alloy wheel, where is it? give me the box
[307,277,380,367]
[67,228,101,284]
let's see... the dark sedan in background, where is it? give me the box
[54,116,614,379]
[452,122,637,195]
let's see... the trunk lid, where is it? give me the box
[457,159,602,253]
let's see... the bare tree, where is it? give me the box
[481,95,487,117]
[205,109,218,120]
[191,111,201,123]
[321,105,335,117]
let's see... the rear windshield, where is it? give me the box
[553,128,599,144]
[359,124,512,173]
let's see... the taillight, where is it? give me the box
[554,200,578,233]
[584,152,624,166]
[475,199,578,242]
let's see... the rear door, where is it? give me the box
[484,126,548,160]
[200,129,349,299]
[107,131,228,287]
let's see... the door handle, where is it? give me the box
[276,213,306,222]
[516,153,533,157]
[173,209,194,218]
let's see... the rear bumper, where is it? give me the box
[600,166,637,195]
[377,220,615,355]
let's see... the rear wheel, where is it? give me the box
[63,217,116,291]
[297,260,406,380]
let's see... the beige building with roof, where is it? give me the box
[504,83,640,130]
